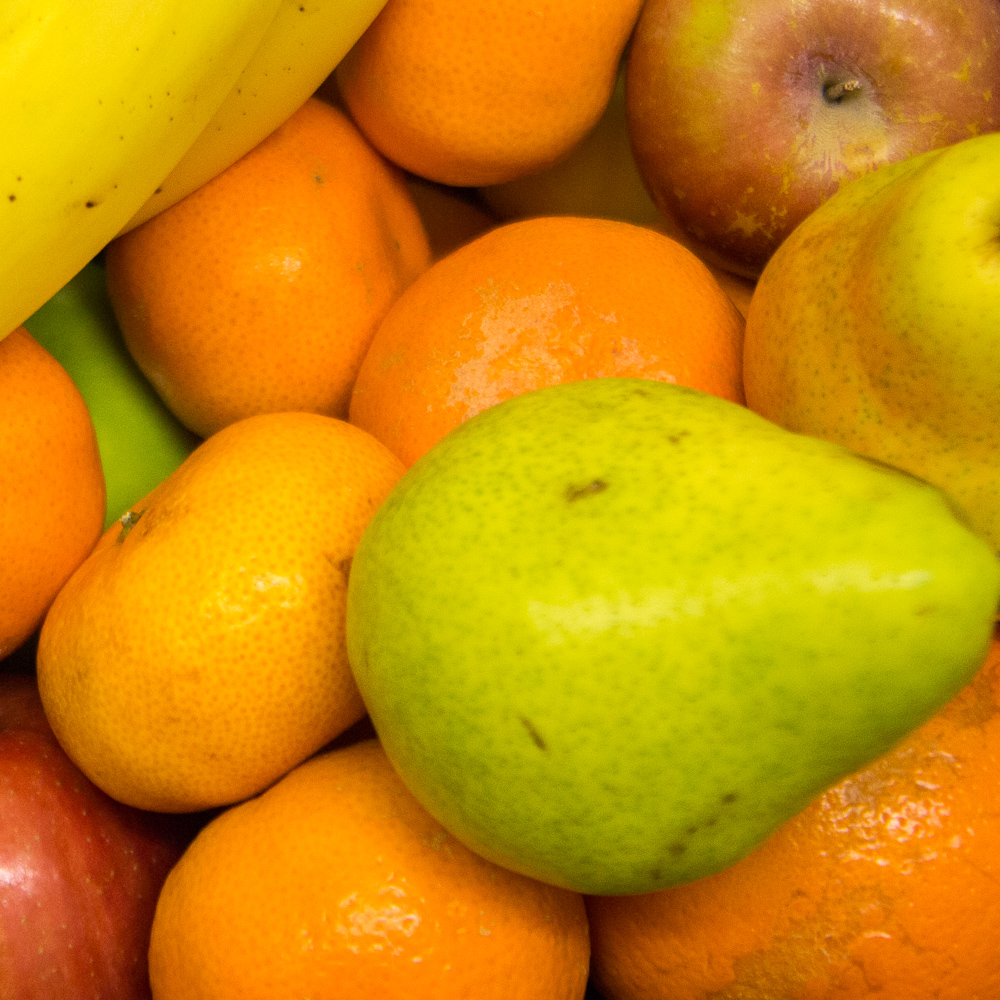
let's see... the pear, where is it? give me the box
[346,377,1000,895]
[744,131,1000,550]
[24,258,199,528]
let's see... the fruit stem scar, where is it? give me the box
[519,716,548,751]
[117,509,144,542]
[823,78,861,103]
[565,479,609,502]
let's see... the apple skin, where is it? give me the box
[0,672,198,1000]
[625,0,1000,277]
[743,132,1000,552]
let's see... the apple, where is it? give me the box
[0,671,202,999]
[625,0,1000,277]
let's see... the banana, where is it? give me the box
[1,0,284,340]
[119,0,389,235]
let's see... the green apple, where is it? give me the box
[346,377,1000,895]
[744,131,1000,552]
[23,258,200,529]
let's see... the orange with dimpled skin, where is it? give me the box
[348,215,746,468]
[335,0,646,187]
[0,327,104,660]
[104,97,431,440]
[36,412,405,814]
[147,738,591,1000]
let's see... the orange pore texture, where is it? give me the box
[36,412,405,813]
[148,738,591,1000]
[104,97,431,440]
[587,634,1000,1000]
[0,327,105,659]
[348,215,746,467]
[335,0,645,187]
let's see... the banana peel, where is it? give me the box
[120,0,390,234]
[1,0,284,340]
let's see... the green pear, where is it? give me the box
[744,131,1000,551]
[23,258,199,529]
[346,377,1000,895]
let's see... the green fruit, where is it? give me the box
[346,377,1000,895]
[23,258,199,529]
[744,131,1000,551]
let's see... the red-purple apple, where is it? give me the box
[0,672,199,1000]
[625,0,1000,277]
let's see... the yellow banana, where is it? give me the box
[120,0,389,234]
[1,0,283,341]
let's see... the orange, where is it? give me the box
[315,68,497,261]
[104,97,431,440]
[587,634,1000,1000]
[334,0,645,187]
[0,327,105,659]
[147,738,591,1000]
[477,60,664,230]
[348,215,746,467]
[648,217,758,320]
[36,412,405,813]
[404,175,497,261]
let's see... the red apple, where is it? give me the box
[0,672,200,1000]
[625,0,1000,277]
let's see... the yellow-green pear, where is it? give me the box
[744,132,1000,549]
[346,377,1000,895]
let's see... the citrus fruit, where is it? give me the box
[348,215,746,467]
[104,96,431,439]
[147,738,591,1000]
[23,257,200,529]
[36,412,405,813]
[478,61,662,229]
[0,327,105,659]
[587,633,1000,1000]
[334,0,645,187]
[404,175,497,261]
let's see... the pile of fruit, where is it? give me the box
[3,1,999,998]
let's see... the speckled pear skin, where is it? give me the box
[345,377,1000,895]
[744,131,1000,551]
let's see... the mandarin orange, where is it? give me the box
[587,634,1000,1000]
[404,175,497,261]
[348,215,746,467]
[477,61,662,230]
[104,97,431,439]
[0,327,105,659]
[36,412,404,813]
[335,0,645,187]
[148,738,591,1000]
